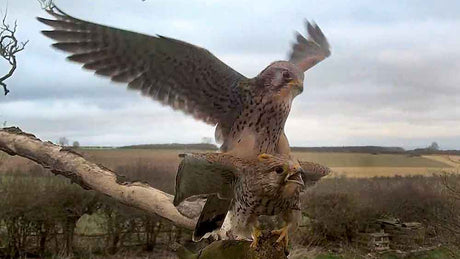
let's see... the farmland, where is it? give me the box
[83,149,460,178]
[3,148,456,179]
[0,149,458,258]
[5,148,457,182]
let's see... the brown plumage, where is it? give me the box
[38,5,330,159]
[38,5,331,245]
[174,153,305,243]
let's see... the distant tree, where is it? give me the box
[201,137,212,144]
[58,136,69,146]
[0,9,28,95]
[72,141,80,148]
[428,142,439,151]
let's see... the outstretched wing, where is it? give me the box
[38,6,246,125]
[173,153,236,206]
[289,21,331,72]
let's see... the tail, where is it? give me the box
[299,161,331,188]
[193,195,232,241]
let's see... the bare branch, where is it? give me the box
[0,127,198,230]
[440,172,460,200]
[36,0,54,10]
[0,9,28,95]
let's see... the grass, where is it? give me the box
[1,150,458,179]
[290,248,458,259]
[328,167,453,178]
[380,247,458,259]
[314,254,343,259]
[76,213,107,235]
[1,149,458,259]
[81,149,187,170]
[291,152,451,168]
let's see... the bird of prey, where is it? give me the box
[173,152,306,247]
[38,5,330,159]
[38,5,331,245]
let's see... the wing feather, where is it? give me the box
[193,195,231,241]
[38,5,246,125]
[289,21,331,72]
[299,161,331,188]
[173,153,237,207]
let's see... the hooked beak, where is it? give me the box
[287,79,303,95]
[285,168,304,186]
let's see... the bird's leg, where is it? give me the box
[245,214,260,249]
[250,225,262,249]
[272,210,300,249]
[271,223,290,248]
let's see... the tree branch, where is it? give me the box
[36,0,54,10]
[0,9,28,95]
[0,127,198,230]
[0,127,327,258]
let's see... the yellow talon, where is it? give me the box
[250,227,262,249]
[271,225,289,248]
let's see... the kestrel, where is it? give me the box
[173,153,305,247]
[38,5,331,244]
[38,5,330,159]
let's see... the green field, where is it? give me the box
[292,152,451,167]
[1,149,457,179]
[1,149,458,258]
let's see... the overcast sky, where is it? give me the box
[0,0,459,149]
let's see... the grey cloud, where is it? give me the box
[0,0,459,149]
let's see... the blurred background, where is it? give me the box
[0,0,458,258]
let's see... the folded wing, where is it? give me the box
[173,153,237,206]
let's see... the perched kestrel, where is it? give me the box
[38,5,331,245]
[38,6,330,158]
[173,153,306,247]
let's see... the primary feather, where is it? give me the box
[38,6,330,156]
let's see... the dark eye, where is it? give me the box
[282,71,292,81]
[275,166,284,174]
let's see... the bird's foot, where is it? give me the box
[271,225,289,248]
[250,227,262,249]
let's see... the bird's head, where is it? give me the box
[256,61,305,98]
[255,153,304,196]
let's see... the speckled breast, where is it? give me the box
[227,95,291,155]
[234,181,301,217]
[251,191,300,216]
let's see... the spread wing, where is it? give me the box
[289,21,331,72]
[173,153,237,206]
[38,6,246,125]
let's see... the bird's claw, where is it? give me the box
[250,227,262,249]
[271,226,289,248]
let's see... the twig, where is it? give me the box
[0,9,28,95]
